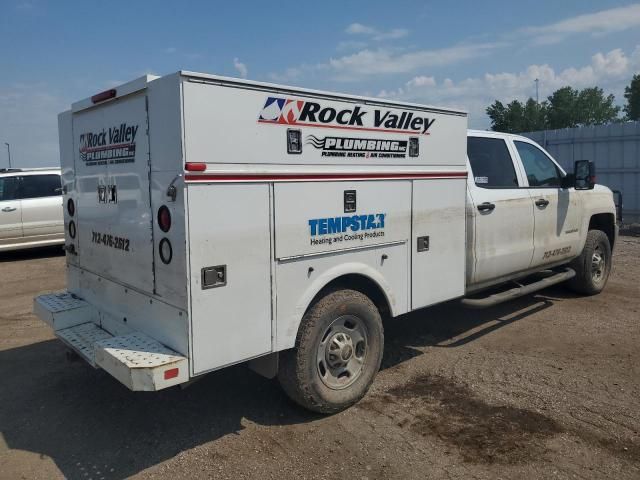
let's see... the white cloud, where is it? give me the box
[233,58,248,78]
[406,75,436,88]
[270,42,503,83]
[374,28,409,41]
[379,47,640,128]
[344,23,409,41]
[345,23,376,35]
[273,5,640,85]
[326,42,502,81]
[522,4,640,44]
[164,47,177,54]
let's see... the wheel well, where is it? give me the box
[589,213,615,249]
[308,274,392,319]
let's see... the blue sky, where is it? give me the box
[1,0,639,167]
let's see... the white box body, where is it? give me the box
[55,71,468,379]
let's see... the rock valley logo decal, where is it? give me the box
[306,135,408,158]
[258,96,435,135]
[79,123,139,166]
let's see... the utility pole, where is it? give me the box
[4,143,11,168]
[535,78,539,104]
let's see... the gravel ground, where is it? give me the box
[0,238,639,480]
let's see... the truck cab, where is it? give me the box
[466,130,616,295]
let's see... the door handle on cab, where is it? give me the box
[535,198,550,208]
[1,207,17,212]
[477,202,495,212]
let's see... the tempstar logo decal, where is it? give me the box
[306,135,407,158]
[307,213,386,246]
[79,123,139,166]
[258,96,435,135]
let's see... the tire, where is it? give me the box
[278,288,384,414]
[567,229,612,295]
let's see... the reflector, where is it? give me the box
[159,238,173,264]
[67,198,75,217]
[157,206,171,233]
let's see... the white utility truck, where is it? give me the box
[34,72,617,413]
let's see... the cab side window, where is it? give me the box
[514,141,561,187]
[0,176,20,201]
[20,175,62,199]
[467,137,519,188]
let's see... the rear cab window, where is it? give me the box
[19,174,62,199]
[467,137,519,188]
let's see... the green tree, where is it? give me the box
[576,87,620,126]
[486,100,509,132]
[624,74,640,121]
[546,86,579,129]
[486,98,548,133]
[522,98,548,132]
[488,85,621,132]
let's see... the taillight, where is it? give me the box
[68,220,76,239]
[159,238,173,264]
[67,198,75,217]
[157,206,171,232]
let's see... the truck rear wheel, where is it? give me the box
[567,229,612,295]
[278,289,384,414]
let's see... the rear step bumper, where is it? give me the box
[461,268,576,309]
[34,293,188,391]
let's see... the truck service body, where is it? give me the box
[35,72,616,411]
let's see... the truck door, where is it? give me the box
[72,93,155,294]
[512,139,581,267]
[0,175,22,243]
[467,135,534,285]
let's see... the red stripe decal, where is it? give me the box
[185,172,467,182]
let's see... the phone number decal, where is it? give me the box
[91,231,130,252]
[542,246,571,259]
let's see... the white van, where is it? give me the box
[0,168,64,252]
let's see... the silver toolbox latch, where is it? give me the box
[201,265,227,289]
[417,236,430,252]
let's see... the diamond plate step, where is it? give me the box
[56,322,188,390]
[95,333,188,390]
[34,292,96,331]
[57,322,114,367]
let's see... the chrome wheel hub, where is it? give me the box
[591,247,605,283]
[317,315,368,390]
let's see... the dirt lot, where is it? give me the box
[0,239,639,480]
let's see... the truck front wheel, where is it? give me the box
[278,289,384,414]
[567,229,612,295]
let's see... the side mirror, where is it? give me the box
[574,160,595,190]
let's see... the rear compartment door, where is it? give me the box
[72,93,154,293]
